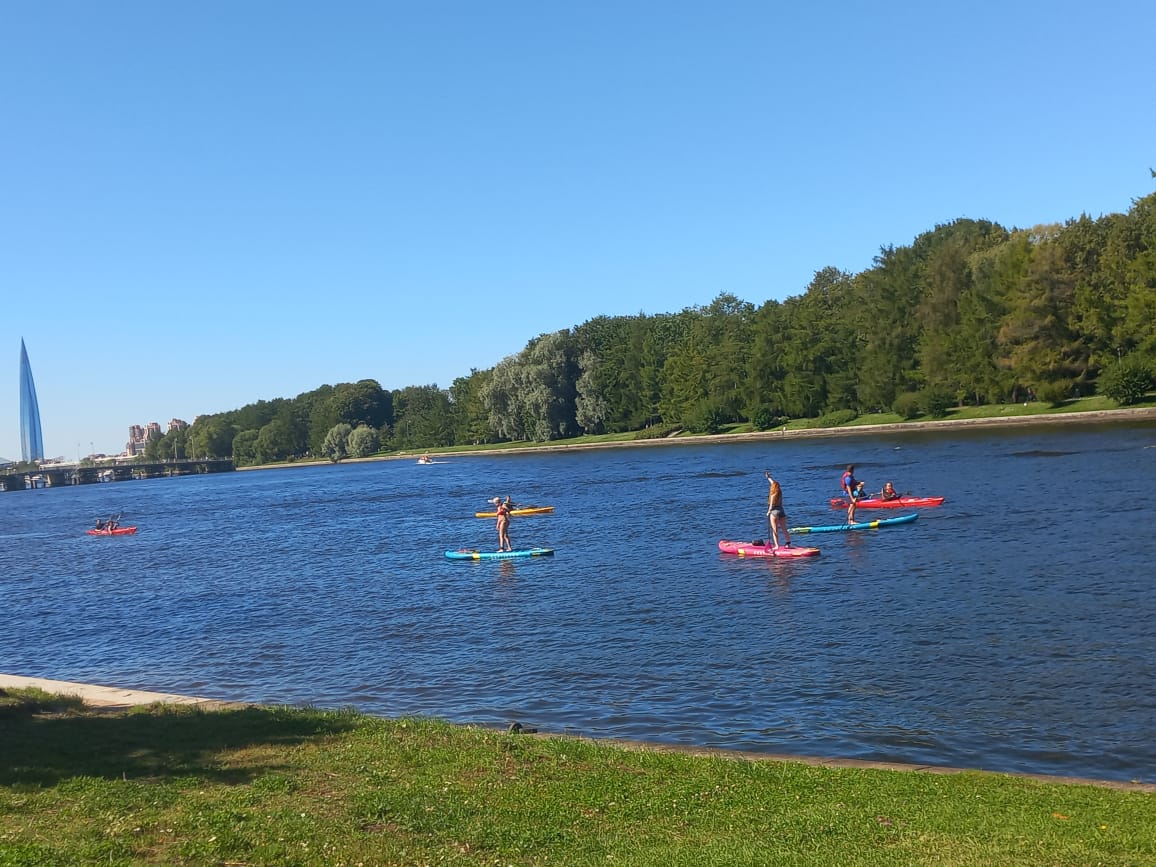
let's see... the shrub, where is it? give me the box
[919,386,954,419]
[750,406,783,431]
[816,408,858,427]
[892,392,922,420]
[1097,356,1154,406]
[633,426,679,440]
[686,402,730,434]
[1035,380,1070,407]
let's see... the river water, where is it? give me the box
[3,421,1155,782]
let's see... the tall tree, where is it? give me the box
[996,230,1086,393]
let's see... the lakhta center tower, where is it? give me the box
[19,338,44,462]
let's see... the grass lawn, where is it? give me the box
[1,689,1153,866]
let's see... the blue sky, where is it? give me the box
[3,1,1154,461]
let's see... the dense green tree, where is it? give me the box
[322,423,353,462]
[392,385,454,449]
[996,231,1087,395]
[853,245,924,410]
[186,415,235,459]
[232,429,259,467]
[347,425,380,458]
[916,221,1009,396]
[331,380,393,429]
[484,330,580,442]
[449,370,495,446]
[145,426,187,461]
[659,294,752,425]
[575,349,608,434]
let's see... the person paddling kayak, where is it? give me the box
[765,470,792,549]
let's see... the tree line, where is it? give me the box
[149,188,1156,466]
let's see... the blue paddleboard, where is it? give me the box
[445,547,555,560]
[788,513,919,534]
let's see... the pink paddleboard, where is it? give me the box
[718,540,820,558]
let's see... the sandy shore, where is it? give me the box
[0,673,237,710]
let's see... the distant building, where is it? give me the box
[125,420,187,456]
[19,338,44,463]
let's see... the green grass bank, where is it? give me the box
[2,689,1153,865]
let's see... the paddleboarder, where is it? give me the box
[841,465,862,524]
[491,496,513,552]
[765,470,792,549]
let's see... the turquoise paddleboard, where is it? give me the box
[788,513,919,534]
[445,547,555,560]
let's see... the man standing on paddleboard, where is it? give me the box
[841,464,862,525]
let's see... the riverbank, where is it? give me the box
[2,682,1154,866]
[3,673,1152,795]
[241,403,1156,470]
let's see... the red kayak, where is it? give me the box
[829,496,945,510]
[86,526,138,536]
[718,540,820,558]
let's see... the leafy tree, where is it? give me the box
[996,233,1087,391]
[331,380,392,429]
[187,415,236,459]
[232,429,259,467]
[392,385,454,449]
[660,295,752,426]
[322,423,352,462]
[575,349,608,434]
[483,330,580,442]
[449,370,495,446]
[854,245,923,411]
[916,219,1009,398]
[347,425,380,458]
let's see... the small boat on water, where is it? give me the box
[86,526,138,536]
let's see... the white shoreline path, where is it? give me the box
[4,673,1154,793]
[0,674,229,710]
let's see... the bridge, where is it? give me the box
[0,458,234,492]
